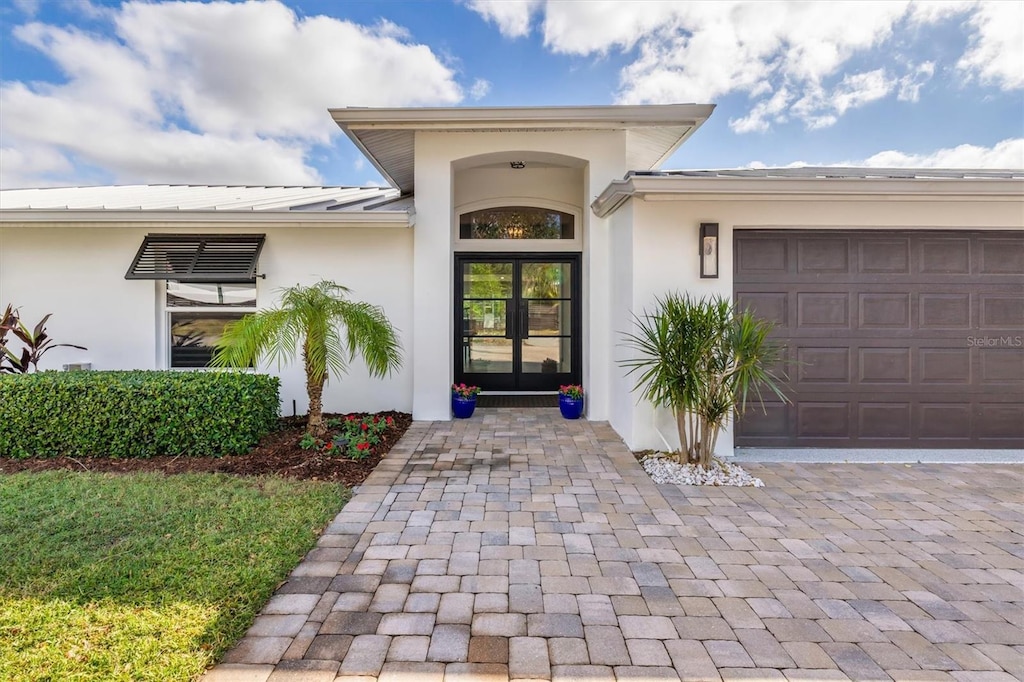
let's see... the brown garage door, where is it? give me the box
[734,230,1024,448]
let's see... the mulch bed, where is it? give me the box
[0,411,412,487]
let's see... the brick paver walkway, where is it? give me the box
[205,409,1024,681]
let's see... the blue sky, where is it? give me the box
[1,0,1021,189]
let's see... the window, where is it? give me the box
[166,281,257,368]
[459,206,574,240]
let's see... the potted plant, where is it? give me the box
[558,384,585,419]
[451,383,481,419]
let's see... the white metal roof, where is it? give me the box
[330,104,716,195]
[642,167,1024,180]
[0,184,398,211]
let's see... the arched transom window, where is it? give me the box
[459,206,575,240]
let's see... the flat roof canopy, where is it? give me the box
[330,104,715,195]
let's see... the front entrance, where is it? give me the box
[455,254,581,392]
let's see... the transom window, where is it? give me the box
[459,206,574,240]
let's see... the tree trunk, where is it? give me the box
[304,343,327,438]
[307,376,326,438]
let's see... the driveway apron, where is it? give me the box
[204,408,1024,681]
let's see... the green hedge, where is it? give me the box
[0,371,280,459]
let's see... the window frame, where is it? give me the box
[160,280,258,370]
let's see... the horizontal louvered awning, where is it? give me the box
[126,234,265,282]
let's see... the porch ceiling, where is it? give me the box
[330,104,715,195]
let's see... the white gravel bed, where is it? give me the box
[640,454,764,487]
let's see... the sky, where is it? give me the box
[0,0,1021,189]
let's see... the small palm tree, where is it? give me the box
[620,293,788,468]
[211,280,402,438]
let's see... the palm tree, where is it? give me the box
[620,293,788,468]
[211,280,402,438]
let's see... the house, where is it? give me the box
[1,104,1022,456]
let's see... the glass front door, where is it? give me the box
[455,255,580,391]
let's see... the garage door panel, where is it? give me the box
[738,237,788,272]
[920,348,971,384]
[980,348,1024,383]
[979,239,1024,274]
[797,347,850,383]
[798,238,850,273]
[735,230,1024,448]
[797,403,850,438]
[920,293,972,329]
[978,404,1024,439]
[980,295,1024,329]
[920,238,971,274]
[797,293,850,328]
[859,348,911,383]
[860,239,911,274]
[859,293,911,329]
[918,404,972,440]
[737,402,791,439]
[859,403,912,440]
[736,291,789,327]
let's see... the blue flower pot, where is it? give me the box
[452,395,477,419]
[559,395,584,419]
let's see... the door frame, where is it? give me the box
[454,252,582,392]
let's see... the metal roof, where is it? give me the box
[636,167,1024,180]
[331,104,716,195]
[0,184,399,211]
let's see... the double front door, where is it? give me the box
[455,254,581,391]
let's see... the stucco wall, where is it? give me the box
[454,166,584,215]
[0,223,414,415]
[619,194,1024,455]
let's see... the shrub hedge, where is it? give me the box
[0,371,280,459]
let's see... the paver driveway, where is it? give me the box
[205,409,1024,681]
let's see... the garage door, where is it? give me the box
[734,230,1024,448]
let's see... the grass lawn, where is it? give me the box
[0,471,348,681]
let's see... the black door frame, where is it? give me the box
[454,253,582,392]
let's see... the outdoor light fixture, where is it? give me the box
[510,161,525,169]
[700,222,719,278]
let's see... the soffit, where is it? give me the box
[331,104,715,195]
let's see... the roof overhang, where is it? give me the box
[331,104,716,195]
[0,209,414,229]
[591,173,1024,218]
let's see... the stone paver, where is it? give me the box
[204,409,1024,680]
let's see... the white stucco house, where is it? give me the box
[1,104,1022,456]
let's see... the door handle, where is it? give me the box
[521,302,529,339]
[505,302,514,339]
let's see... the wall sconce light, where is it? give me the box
[700,222,719,278]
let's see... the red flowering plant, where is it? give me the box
[451,383,482,399]
[301,413,396,460]
[559,384,584,400]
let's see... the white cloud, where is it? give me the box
[470,78,492,100]
[859,138,1024,168]
[466,0,540,38]
[785,68,897,130]
[0,0,463,188]
[12,0,40,18]
[957,1,1024,90]
[897,61,935,102]
[729,87,792,134]
[748,137,1024,170]
[473,1,1020,133]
